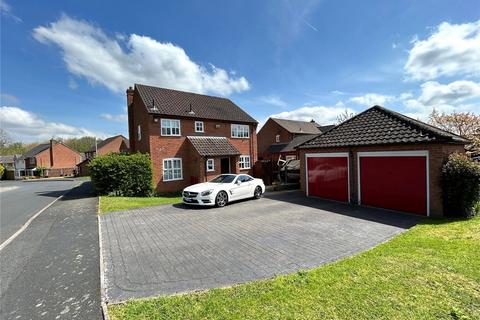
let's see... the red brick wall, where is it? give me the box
[97,136,129,156]
[298,143,465,217]
[257,119,292,159]
[50,143,82,169]
[128,89,258,193]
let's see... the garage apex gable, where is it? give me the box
[298,105,470,149]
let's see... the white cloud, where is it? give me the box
[417,80,480,106]
[100,113,128,122]
[0,106,108,142]
[269,105,355,125]
[33,15,250,96]
[402,80,480,120]
[0,0,21,22]
[349,93,396,107]
[0,92,20,104]
[405,20,480,80]
[258,95,288,108]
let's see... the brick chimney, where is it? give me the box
[49,139,55,168]
[126,86,135,152]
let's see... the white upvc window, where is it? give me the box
[137,124,141,141]
[275,134,280,142]
[163,158,183,181]
[195,121,204,133]
[231,124,249,138]
[161,119,181,136]
[239,155,251,170]
[206,158,214,172]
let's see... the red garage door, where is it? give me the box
[307,155,349,202]
[359,154,427,215]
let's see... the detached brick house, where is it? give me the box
[127,84,258,193]
[297,105,469,217]
[258,118,333,161]
[78,135,130,176]
[23,139,82,177]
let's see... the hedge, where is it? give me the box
[0,164,4,180]
[441,153,480,218]
[89,153,153,197]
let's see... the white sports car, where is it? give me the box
[182,174,266,207]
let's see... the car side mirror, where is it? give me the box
[236,180,241,185]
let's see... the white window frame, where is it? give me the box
[195,121,204,133]
[231,124,250,138]
[275,134,280,143]
[161,119,181,136]
[137,124,141,141]
[285,155,296,161]
[163,158,183,181]
[239,155,251,170]
[357,150,430,216]
[206,158,215,172]
[305,152,350,202]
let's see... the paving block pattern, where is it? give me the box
[100,191,419,303]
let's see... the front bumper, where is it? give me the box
[182,191,215,206]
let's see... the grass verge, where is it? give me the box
[109,216,480,320]
[99,194,182,214]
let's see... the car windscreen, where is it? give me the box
[210,175,236,183]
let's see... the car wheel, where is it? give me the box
[254,186,262,199]
[215,191,228,207]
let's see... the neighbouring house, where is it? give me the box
[23,139,82,177]
[78,135,130,176]
[0,154,26,179]
[297,105,469,217]
[255,118,333,185]
[127,84,258,193]
[257,118,333,161]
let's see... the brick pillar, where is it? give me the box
[49,139,55,168]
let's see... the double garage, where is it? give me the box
[298,106,469,217]
[305,151,429,215]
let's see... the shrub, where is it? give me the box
[89,153,153,197]
[441,153,480,218]
[0,164,4,180]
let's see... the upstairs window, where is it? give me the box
[275,134,280,142]
[195,121,204,133]
[161,119,181,136]
[239,155,251,170]
[231,124,249,138]
[137,124,141,141]
[163,158,182,181]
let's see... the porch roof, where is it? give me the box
[187,136,241,157]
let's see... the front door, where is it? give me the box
[220,158,230,174]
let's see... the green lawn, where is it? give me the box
[99,195,182,214]
[108,216,480,320]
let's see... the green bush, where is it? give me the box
[441,153,480,218]
[89,153,153,197]
[0,164,4,180]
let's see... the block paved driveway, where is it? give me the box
[100,191,420,303]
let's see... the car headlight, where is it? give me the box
[201,189,214,196]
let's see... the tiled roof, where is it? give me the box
[135,84,257,124]
[271,118,322,134]
[88,135,130,152]
[317,124,335,132]
[299,105,469,148]
[0,155,15,164]
[23,143,50,158]
[268,134,318,153]
[187,136,241,157]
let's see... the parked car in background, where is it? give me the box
[182,174,265,207]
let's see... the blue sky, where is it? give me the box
[1,0,479,142]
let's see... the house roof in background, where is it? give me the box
[23,143,50,158]
[187,136,240,157]
[299,105,470,149]
[88,135,130,152]
[316,124,335,132]
[268,134,319,154]
[135,84,257,124]
[270,118,323,134]
[0,155,15,164]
